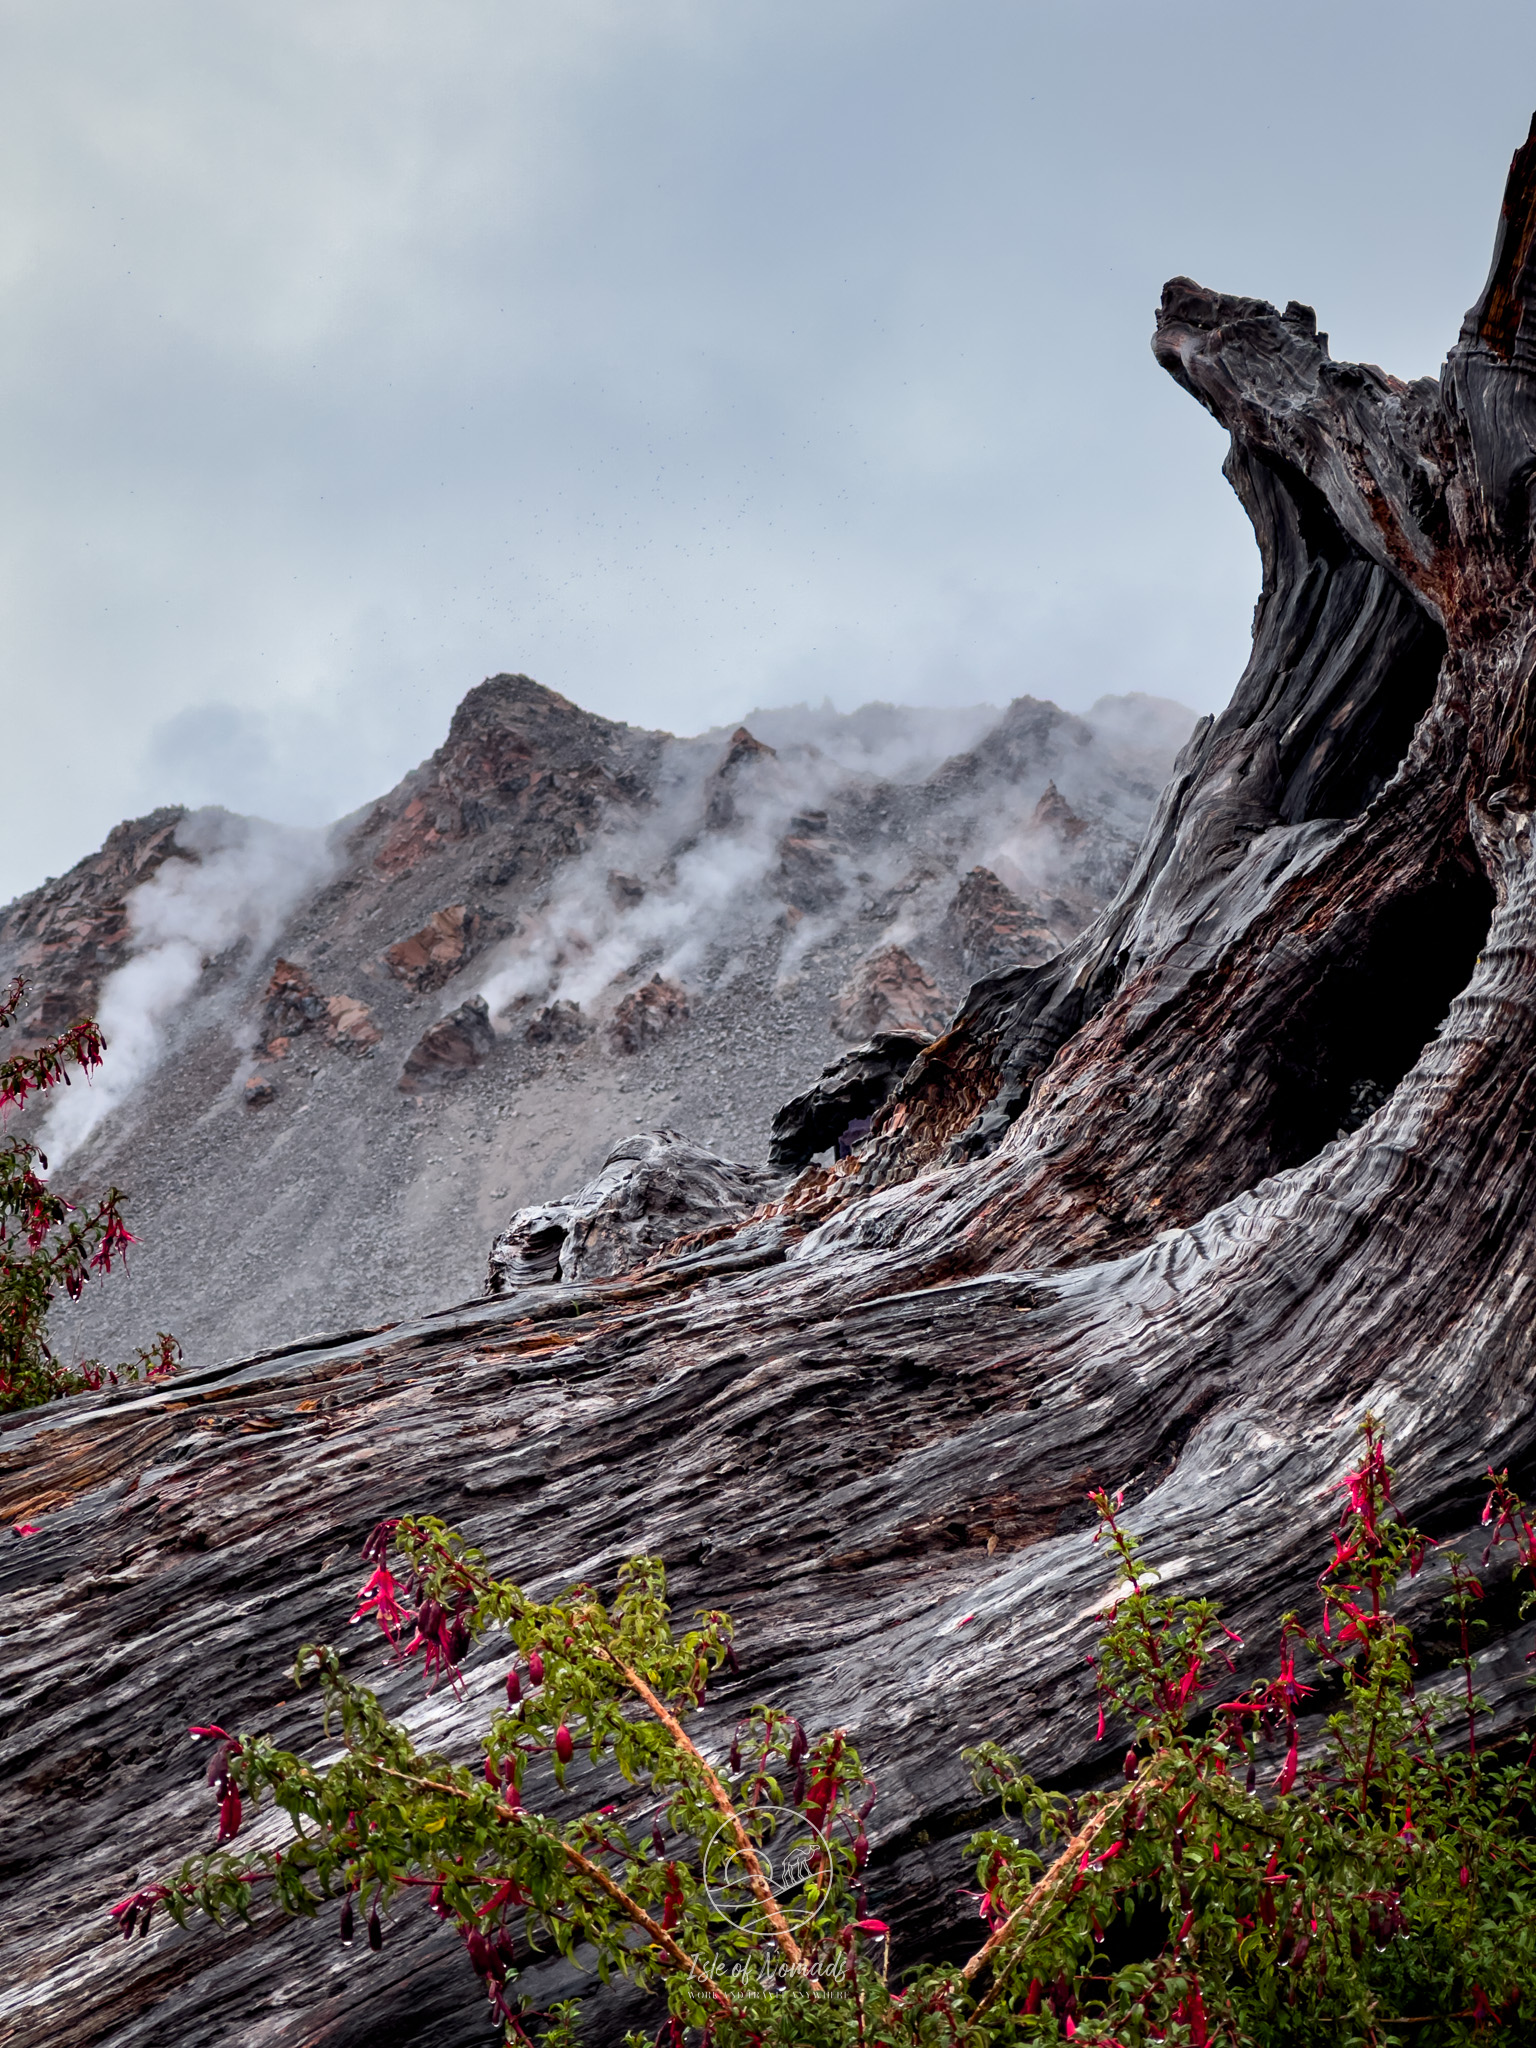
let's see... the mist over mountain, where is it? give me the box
[1,675,1193,1367]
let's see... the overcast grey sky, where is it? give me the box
[4,1,1535,903]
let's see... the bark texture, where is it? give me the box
[8,124,1536,2048]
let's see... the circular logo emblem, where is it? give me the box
[701,1804,826,1933]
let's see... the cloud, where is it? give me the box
[3,1,1533,904]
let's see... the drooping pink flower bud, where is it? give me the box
[505,1668,521,1705]
[527,1649,545,1686]
[554,1723,574,1765]
[338,1895,354,1945]
[1123,1749,1137,1779]
[217,1786,242,1844]
[367,1904,383,1951]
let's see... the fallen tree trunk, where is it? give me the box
[7,120,1536,2048]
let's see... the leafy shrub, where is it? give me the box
[0,975,179,1413]
[122,1424,1536,2044]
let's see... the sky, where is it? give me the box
[4,0,1536,903]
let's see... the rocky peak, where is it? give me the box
[703,724,780,831]
[940,866,1058,980]
[1030,780,1089,840]
[353,673,664,882]
[832,945,951,1040]
[0,807,189,1040]
[9,677,1191,1365]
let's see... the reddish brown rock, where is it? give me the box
[260,959,378,1056]
[703,725,779,831]
[831,945,950,1041]
[259,958,327,1052]
[1030,779,1089,840]
[525,999,588,1047]
[352,673,662,883]
[398,995,496,1089]
[323,993,381,1052]
[0,807,188,1041]
[940,867,1058,980]
[773,810,848,913]
[607,974,690,1055]
[384,904,482,992]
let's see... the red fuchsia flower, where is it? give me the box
[402,1598,474,1694]
[504,1667,521,1705]
[88,1210,136,1274]
[110,1884,171,1939]
[216,1784,243,1844]
[526,1649,545,1686]
[554,1724,575,1765]
[359,1518,401,1566]
[1275,1739,1299,1795]
[854,1918,889,1938]
[11,1523,40,1537]
[351,1565,409,1642]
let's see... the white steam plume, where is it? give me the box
[41,808,332,1167]
[474,694,1196,1031]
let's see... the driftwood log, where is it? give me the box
[8,119,1536,2048]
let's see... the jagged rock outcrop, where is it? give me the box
[1029,780,1087,840]
[354,673,661,886]
[831,944,950,1039]
[938,867,1057,980]
[13,123,1536,2048]
[487,1130,782,1288]
[0,808,188,1040]
[773,810,849,913]
[767,1032,932,1170]
[259,960,379,1059]
[383,904,505,993]
[702,726,779,831]
[398,994,496,1088]
[1,676,1182,1366]
[524,999,588,1047]
[606,975,691,1055]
